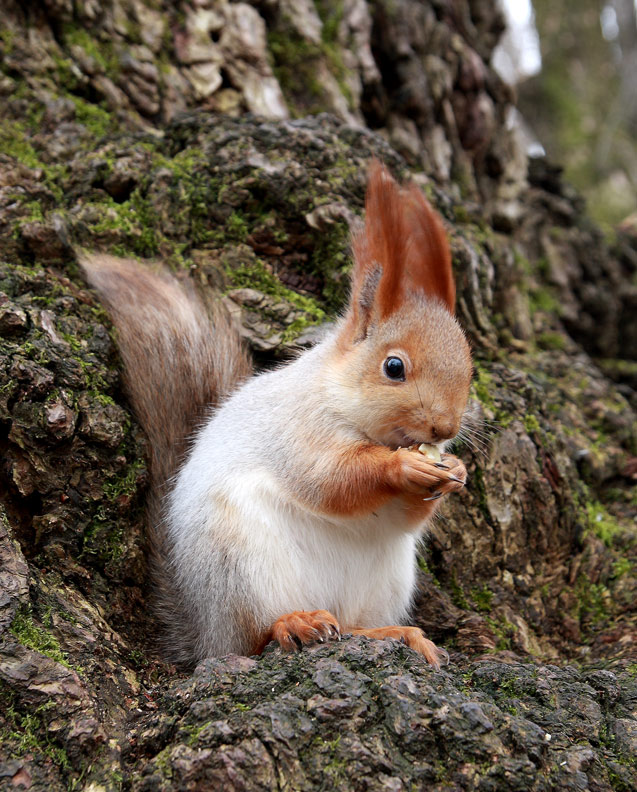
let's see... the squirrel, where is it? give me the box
[80,161,473,669]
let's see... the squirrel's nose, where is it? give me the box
[430,420,456,442]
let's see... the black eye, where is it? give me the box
[384,356,405,381]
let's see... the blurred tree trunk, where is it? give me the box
[518,0,637,224]
[613,0,637,135]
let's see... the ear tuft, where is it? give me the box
[400,181,455,312]
[343,161,455,345]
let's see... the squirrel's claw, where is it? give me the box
[267,610,341,653]
[422,491,443,501]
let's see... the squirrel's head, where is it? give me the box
[328,161,472,449]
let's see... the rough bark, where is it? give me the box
[0,2,635,790]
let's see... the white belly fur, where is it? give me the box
[168,467,421,655]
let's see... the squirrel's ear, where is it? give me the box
[400,182,455,313]
[341,252,382,343]
[340,161,455,346]
[339,161,405,344]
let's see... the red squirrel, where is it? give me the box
[80,161,472,668]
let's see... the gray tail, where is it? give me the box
[80,253,251,493]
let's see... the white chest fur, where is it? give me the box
[167,464,420,655]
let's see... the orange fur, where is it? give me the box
[255,610,340,654]
[311,444,467,517]
[345,161,455,345]
[398,494,443,526]
[348,626,447,668]
[401,182,455,311]
[316,444,400,515]
[258,615,447,670]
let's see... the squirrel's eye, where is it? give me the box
[383,356,405,381]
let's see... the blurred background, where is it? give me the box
[496,0,637,229]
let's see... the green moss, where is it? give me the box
[417,555,441,587]
[268,13,355,116]
[485,615,517,651]
[598,359,637,379]
[586,501,621,547]
[316,0,344,44]
[0,120,44,169]
[225,256,326,342]
[523,414,541,434]
[433,760,449,782]
[10,198,48,240]
[10,605,72,669]
[459,669,474,693]
[152,744,175,779]
[86,190,162,257]
[471,465,491,523]
[103,459,145,500]
[536,256,550,278]
[537,331,566,350]
[575,576,611,626]
[124,17,143,44]
[449,570,470,610]
[280,314,319,344]
[611,558,632,579]
[51,51,82,92]
[268,31,326,116]
[529,287,561,315]
[321,735,345,779]
[310,220,351,311]
[81,516,125,565]
[1,697,71,771]
[78,357,111,393]
[225,212,249,242]
[19,200,46,223]
[90,391,117,407]
[62,26,120,79]
[71,146,221,261]
[0,28,16,54]
[471,584,494,613]
[452,204,478,225]
[472,363,495,411]
[497,678,520,698]
[60,330,84,353]
[68,94,116,139]
[182,721,214,746]
[316,0,354,109]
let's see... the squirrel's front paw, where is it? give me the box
[395,449,466,497]
[269,610,341,652]
[431,454,467,498]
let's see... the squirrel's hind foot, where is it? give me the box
[259,610,341,653]
[349,626,449,668]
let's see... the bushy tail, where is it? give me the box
[79,252,252,512]
[80,253,251,662]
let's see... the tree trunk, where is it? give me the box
[0,2,635,789]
